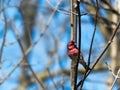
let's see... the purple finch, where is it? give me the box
[67,40,88,69]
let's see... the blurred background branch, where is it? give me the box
[0,0,120,90]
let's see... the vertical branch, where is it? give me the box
[78,0,99,89]
[70,0,77,90]
[87,0,99,67]
[18,1,38,89]
[70,0,77,41]
[76,0,81,89]
[77,0,81,51]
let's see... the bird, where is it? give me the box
[67,40,89,69]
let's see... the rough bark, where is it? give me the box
[70,0,77,90]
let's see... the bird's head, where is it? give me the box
[67,40,78,57]
[67,40,76,49]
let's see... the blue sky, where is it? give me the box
[0,0,113,90]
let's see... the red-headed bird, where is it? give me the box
[67,40,88,69]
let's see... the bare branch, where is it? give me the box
[46,68,58,90]
[77,22,120,87]
[79,0,99,89]
[88,0,99,68]
[70,0,78,89]
[0,0,63,87]
[105,62,120,89]
[0,1,7,65]
[13,26,46,89]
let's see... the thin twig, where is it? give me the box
[105,62,116,77]
[111,68,120,90]
[77,22,120,87]
[105,62,120,89]
[45,0,78,15]
[41,0,62,35]
[88,0,99,68]
[13,27,46,89]
[79,0,99,89]
[0,1,7,65]
[46,68,58,90]
[59,8,88,16]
